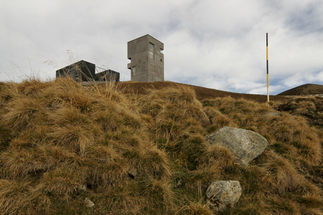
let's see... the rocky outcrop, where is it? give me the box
[206,181,242,212]
[205,127,268,166]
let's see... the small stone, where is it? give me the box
[206,181,242,212]
[265,112,281,117]
[79,184,87,191]
[127,166,137,179]
[84,198,94,208]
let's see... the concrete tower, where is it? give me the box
[127,34,164,82]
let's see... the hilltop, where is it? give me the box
[115,81,288,102]
[0,78,323,214]
[278,84,323,96]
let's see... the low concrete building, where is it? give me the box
[56,60,96,82]
[56,60,120,83]
[95,69,120,82]
[127,34,164,82]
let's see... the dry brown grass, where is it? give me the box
[0,78,323,214]
[0,179,50,215]
[175,199,214,215]
[0,78,175,214]
[263,151,305,193]
[200,143,235,168]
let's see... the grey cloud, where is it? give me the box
[286,1,323,34]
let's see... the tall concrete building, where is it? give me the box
[127,34,164,82]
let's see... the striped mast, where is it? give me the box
[266,33,269,102]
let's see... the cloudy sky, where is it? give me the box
[1,0,323,95]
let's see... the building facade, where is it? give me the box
[95,69,120,82]
[127,34,164,82]
[56,60,96,82]
[56,60,120,83]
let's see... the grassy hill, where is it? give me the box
[0,78,323,214]
[278,84,323,96]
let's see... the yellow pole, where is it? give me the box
[266,33,269,102]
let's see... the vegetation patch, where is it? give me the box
[0,78,322,214]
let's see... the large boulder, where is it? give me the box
[205,127,268,166]
[206,180,242,212]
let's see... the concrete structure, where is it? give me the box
[127,34,164,82]
[95,69,120,82]
[56,60,120,83]
[56,60,95,82]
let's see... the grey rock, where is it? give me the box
[206,181,242,212]
[205,127,268,166]
[265,112,281,117]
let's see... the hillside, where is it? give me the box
[0,78,323,214]
[278,84,323,96]
[115,81,288,102]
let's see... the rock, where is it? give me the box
[264,112,281,117]
[127,166,137,179]
[206,181,242,212]
[84,198,95,208]
[205,127,268,166]
[79,184,87,191]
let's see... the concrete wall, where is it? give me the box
[128,34,164,82]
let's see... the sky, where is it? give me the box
[1,0,323,95]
